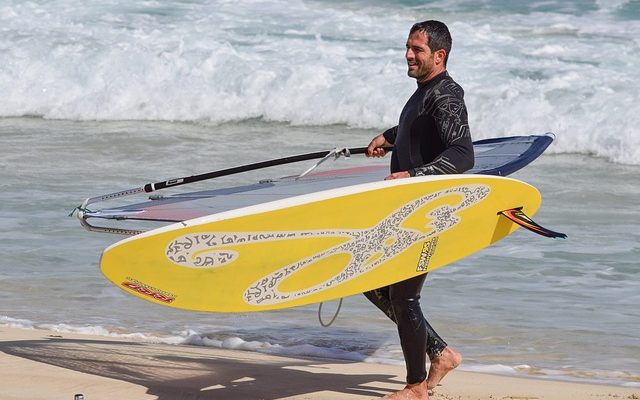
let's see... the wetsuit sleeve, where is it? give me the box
[382,126,398,144]
[409,96,474,176]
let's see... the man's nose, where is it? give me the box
[405,49,414,60]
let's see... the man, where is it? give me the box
[365,20,472,400]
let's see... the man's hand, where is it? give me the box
[366,134,390,157]
[385,171,410,180]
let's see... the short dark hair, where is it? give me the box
[410,20,452,66]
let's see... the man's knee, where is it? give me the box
[390,294,423,324]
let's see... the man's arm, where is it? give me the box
[367,126,396,158]
[410,95,474,176]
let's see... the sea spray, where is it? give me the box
[1,0,638,163]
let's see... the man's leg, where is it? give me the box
[363,275,461,391]
[388,274,429,384]
[363,275,448,360]
[369,274,428,399]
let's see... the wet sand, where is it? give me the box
[1,326,638,400]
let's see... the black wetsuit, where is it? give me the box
[364,71,473,384]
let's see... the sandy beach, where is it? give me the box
[1,326,637,400]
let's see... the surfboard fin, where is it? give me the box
[499,208,567,239]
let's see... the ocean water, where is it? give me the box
[1,0,639,389]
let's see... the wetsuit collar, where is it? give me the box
[417,70,449,88]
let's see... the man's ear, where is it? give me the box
[435,49,447,66]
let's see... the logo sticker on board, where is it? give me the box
[122,277,176,304]
[416,237,438,272]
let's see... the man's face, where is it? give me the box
[405,30,440,82]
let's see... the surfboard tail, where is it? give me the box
[499,208,567,239]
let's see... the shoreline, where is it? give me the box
[1,325,638,400]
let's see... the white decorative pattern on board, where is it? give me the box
[164,184,490,305]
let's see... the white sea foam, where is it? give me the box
[1,316,35,329]
[0,0,638,164]
[1,316,371,362]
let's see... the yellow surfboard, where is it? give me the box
[101,174,540,312]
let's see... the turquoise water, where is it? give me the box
[1,0,639,387]
[2,118,639,387]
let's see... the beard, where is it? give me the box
[407,54,435,82]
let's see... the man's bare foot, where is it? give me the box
[426,346,462,391]
[382,379,428,399]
